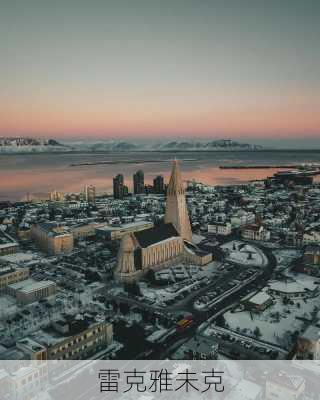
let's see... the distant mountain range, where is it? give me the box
[0,137,65,153]
[157,139,263,151]
[66,139,263,152]
[0,137,263,153]
[0,137,62,147]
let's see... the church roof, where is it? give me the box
[134,223,179,248]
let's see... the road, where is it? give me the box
[106,240,279,360]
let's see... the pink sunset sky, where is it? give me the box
[0,1,319,144]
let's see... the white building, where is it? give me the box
[241,224,270,241]
[208,222,232,236]
[231,211,255,228]
[303,230,320,245]
[7,279,57,304]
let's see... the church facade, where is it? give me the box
[115,160,212,283]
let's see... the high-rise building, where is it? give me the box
[49,190,64,202]
[133,170,145,194]
[84,185,96,203]
[153,175,164,194]
[164,159,192,241]
[113,174,124,199]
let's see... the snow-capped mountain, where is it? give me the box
[155,139,263,151]
[0,137,67,153]
[0,137,263,153]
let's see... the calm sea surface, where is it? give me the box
[1,150,320,201]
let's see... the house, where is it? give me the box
[303,229,320,245]
[208,222,232,236]
[242,291,273,312]
[241,224,270,241]
[304,245,320,266]
[0,230,19,256]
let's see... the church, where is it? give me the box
[115,160,212,283]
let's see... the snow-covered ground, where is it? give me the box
[139,261,222,306]
[221,241,268,267]
[273,248,302,268]
[223,275,320,349]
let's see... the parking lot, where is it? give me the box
[203,325,286,359]
[194,268,260,311]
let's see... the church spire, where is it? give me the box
[167,159,185,196]
[164,159,192,242]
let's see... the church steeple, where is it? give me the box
[167,159,185,196]
[164,159,192,242]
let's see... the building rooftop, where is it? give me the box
[0,347,26,360]
[31,317,108,347]
[134,223,179,248]
[268,280,318,294]
[0,252,36,264]
[0,266,15,276]
[96,220,153,232]
[37,222,71,237]
[8,278,56,294]
[247,291,272,306]
[0,230,18,249]
[17,337,46,353]
[300,325,320,342]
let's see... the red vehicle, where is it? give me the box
[176,316,193,332]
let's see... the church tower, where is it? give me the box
[116,233,138,282]
[164,159,192,242]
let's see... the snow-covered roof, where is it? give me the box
[0,252,36,264]
[300,325,320,342]
[268,280,318,294]
[247,291,272,306]
[8,278,56,294]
